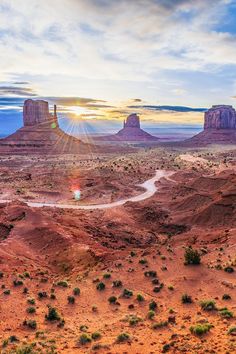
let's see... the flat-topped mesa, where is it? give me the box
[124,113,140,128]
[23,99,58,127]
[204,105,236,130]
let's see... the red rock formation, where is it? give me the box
[179,105,236,146]
[0,99,100,154]
[95,113,159,142]
[204,105,236,130]
[23,99,58,127]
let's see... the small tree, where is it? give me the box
[184,247,201,265]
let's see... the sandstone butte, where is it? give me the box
[182,104,236,146]
[0,99,109,154]
[94,113,160,141]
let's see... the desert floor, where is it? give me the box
[0,145,236,353]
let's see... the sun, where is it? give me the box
[69,105,90,116]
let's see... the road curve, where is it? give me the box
[0,170,174,210]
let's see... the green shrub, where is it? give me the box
[68,296,75,304]
[182,294,192,304]
[27,307,36,314]
[3,289,10,295]
[224,266,234,273]
[13,279,23,286]
[219,308,233,318]
[149,300,157,311]
[108,296,117,304]
[79,333,92,345]
[222,294,231,300]
[38,291,47,299]
[184,247,201,265]
[152,321,168,329]
[103,273,111,279]
[23,319,37,330]
[200,300,217,311]
[45,306,61,321]
[116,332,130,343]
[91,332,101,340]
[144,270,157,278]
[136,293,144,302]
[139,258,147,265]
[147,310,155,319]
[56,280,68,287]
[122,288,133,298]
[190,323,212,336]
[228,326,236,335]
[73,287,80,296]
[96,282,105,291]
[112,280,122,288]
[27,298,35,305]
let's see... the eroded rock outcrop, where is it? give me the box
[204,105,236,130]
[0,99,100,154]
[95,113,159,141]
[23,99,58,127]
[179,104,236,146]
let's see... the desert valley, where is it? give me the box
[1,1,236,353]
[0,100,235,353]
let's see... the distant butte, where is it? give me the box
[0,99,99,154]
[95,113,159,141]
[177,105,236,146]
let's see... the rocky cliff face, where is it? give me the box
[204,105,236,130]
[124,113,140,128]
[23,99,57,126]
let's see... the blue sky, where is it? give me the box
[0,0,236,135]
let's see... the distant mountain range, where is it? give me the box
[128,105,207,112]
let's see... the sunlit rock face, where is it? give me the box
[23,99,58,127]
[124,113,141,128]
[204,105,236,130]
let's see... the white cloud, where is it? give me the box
[0,0,236,104]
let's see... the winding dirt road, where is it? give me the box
[1,170,174,210]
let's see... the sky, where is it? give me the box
[1,0,236,136]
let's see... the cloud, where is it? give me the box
[0,86,37,96]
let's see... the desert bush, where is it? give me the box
[222,294,231,300]
[190,323,212,336]
[136,293,144,302]
[116,332,130,343]
[103,273,111,279]
[144,270,157,278]
[13,279,24,286]
[73,287,80,296]
[91,332,101,340]
[68,296,75,304]
[96,282,105,291]
[108,296,117,304]
[149,300,157,311]
[56,280,68,287]
[228,326,236,335]
[45,306,61,321]
[26,307,36,314]
[122,288,133,298]
[139,258,147,265]
[38,291,47,299]
[152,321,168,329]
[3,289,10,295]
[182,294,192,304]
[200,300,217,311]
[147,310,155,319]
[79,333,92,345]
[219,308,233,318]
[112,280,122,288]
[23,320,37,330]
[224,266,234,273]
[184,247,201,265]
